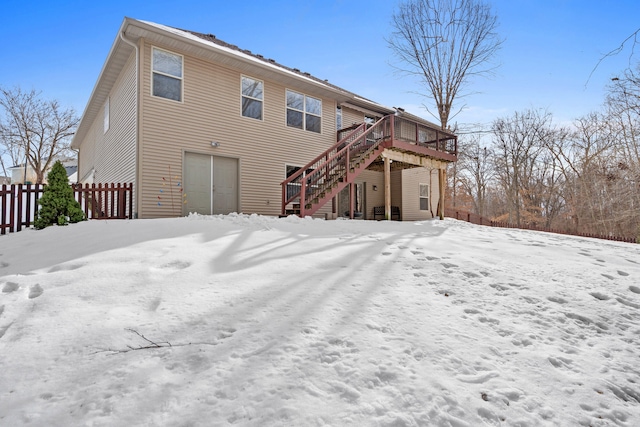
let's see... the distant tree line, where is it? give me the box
[386,0,638,239]
[448,65,640,239]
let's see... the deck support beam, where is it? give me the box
[384,155,391,220]
[438,168,446,220]
[349,182,355,219]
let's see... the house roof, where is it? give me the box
[8,159,78,177]
[65,165,78,176]
[72,18,396,149]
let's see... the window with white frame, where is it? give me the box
[103,97,110,134]
[286,90,321,133]
[241,76,263,120]
[419,183,429,211]
[336,106,342,130]
[152,47,183,101]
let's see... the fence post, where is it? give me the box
[1,185,7,235]
[1,182,134,234]
[128,183,133,219]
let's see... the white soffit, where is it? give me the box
[341,102,391,117]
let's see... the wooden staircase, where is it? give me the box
[281,116,392,217]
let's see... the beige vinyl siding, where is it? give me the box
[399,167,438,220]
[77,119,98,183]
[356,170,384,220]
[76,51,137,203]
[98,53,137,185]
[391,169,403,216]
[341,106,364,129]
[138,40,338,218]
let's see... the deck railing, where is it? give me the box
[282,119,386,216]
[282,114,458,217]
[391,116,457,156]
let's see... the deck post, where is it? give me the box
[281,181,286,216]
[438,168,446,220]
[349,182,355,219]
[300,176,306,218]
[384,154,391,220]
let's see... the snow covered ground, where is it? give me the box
[0,214,639,426]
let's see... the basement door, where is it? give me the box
[183,153,238,216]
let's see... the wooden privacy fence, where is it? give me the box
[1,183,133,235]
[445,207,637,244]
[444,208,493,227]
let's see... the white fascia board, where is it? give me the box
[351,97,395,115]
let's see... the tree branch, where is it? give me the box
[586,27,640,87]
[91,328,220,355]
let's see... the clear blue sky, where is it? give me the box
[1,0,639,131]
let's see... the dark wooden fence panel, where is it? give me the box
[0,184,45,234]
[444,208,493,226]
[445,207,637,244]
[71,183,133,220]
[0,183,133,235]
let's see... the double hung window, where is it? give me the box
[286,90,321,133]
[241,76,263,120]
[419,184,430,211]
[152,47,183,102]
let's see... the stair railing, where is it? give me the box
[281,115,392,217]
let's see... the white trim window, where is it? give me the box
[419,183,430,211]
[241,76,263,120]
[336,105,342,130]
[286,90,321,133]
[103,97,110,134]
[152,47,183,102]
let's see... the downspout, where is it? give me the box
[71,147,79,183]
[119,30,140,218]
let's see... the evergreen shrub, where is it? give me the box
[34,161,85,229]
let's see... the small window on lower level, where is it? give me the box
[419,183,429,210]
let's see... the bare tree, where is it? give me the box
[492,109,559,227]
[604,75,640,238]
[587,28,640,86]
[456,135,495,217]
[0,86,78,183]
[388,0,502,129]
[607,66,640,165]
[545,112,616,233]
